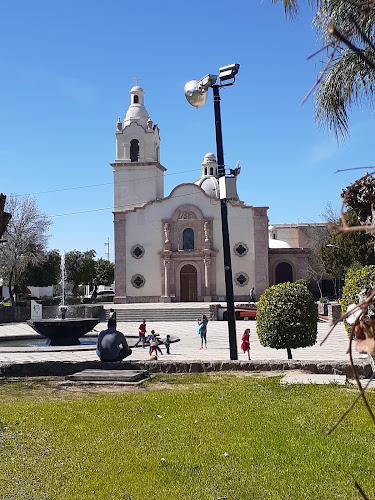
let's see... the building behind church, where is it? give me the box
[111,85,310,304]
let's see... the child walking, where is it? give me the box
[165,334,171,354]
[241,328,251,360]
[149,330,163,359]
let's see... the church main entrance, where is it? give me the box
[180,264,198,302]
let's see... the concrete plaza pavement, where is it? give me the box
[0,315,367,366]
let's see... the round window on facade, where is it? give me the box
[131,274,146,288]
[131,245,145,259]
[234,242,248,257]
[234,272,249,287]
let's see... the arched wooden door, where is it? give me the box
[180,264,198,302]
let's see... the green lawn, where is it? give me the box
[0,374,374,499]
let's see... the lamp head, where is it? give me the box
[184,80,208,108]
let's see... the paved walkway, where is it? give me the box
[0,317,366,366]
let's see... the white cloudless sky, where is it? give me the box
[1,0,374,260]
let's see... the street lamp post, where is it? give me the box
[184,64,240,360]
[326,244,341,300]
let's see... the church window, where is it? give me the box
[234,243,248,257]
[131,244,145,259]
[134,95,139,104]
[235,272,249,287]
[131,274,145,288]
[183,228,194,250]
[130,139,139,162]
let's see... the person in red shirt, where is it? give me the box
[135,319,147,348]
[241,328,251,360]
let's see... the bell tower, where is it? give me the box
[111,83,166,212]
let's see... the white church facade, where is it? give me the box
[111,85,309,303]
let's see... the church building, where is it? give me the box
[111,85,309,303]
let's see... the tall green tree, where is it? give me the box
[21,250,61,287]
[65,250,96,296]
[319,209,374,277]
[0,195,51,306]
[93,258,114,287]
[270,0,375,139]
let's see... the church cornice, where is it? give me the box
[110,161,167,172]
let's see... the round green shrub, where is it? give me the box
[256,282,317,351]
[341,265,375,333]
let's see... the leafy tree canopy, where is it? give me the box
[319,208,374,276]
[21,250,61,287]
[92,258,114,287]
[65,250,96,295]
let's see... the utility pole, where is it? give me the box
[104,237,110,261]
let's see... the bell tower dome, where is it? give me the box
[111,83,166,211]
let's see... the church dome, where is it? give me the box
[194,152,220,197]
[269,238,292,249]
[204,152,216,162]
[124,86,149,128]
[197,176,220,197]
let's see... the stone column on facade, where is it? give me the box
[161,256,172,302]
[124,143,130,161]
[114,212,127,302]
[203,255,212,301]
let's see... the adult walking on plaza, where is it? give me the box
[96,318,132,362]
[197,314,208,349]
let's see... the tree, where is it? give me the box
[0,195,51,306]
[271,0,375,139]
[93,258,114,287]
[65,250,96,296]
[319,209,374,279]
[21,250,61,288]
[256,281,317,359]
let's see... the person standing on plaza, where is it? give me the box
[249,287,255,304]
[96,318,132,362]
[197,314,208,349]
[165,334,171,354]
[149,331,163,359]
[135,319,147,347]
[241,328,251,360]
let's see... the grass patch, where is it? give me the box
[0,373,374,499]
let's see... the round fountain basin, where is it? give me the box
[27,318,99,346]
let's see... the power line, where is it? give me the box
[15,168,201,197]
[49,188,220,218]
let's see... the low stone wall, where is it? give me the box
[0,358,371,378]
[0,305,104,323]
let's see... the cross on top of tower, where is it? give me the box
[133,76,141,86]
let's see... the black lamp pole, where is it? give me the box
[212,84,238,360]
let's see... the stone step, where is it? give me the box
[105,308,210,322]
[66,369,148,384]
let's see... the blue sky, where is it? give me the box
[1,0,374,261]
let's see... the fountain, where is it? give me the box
[27,253,99,346]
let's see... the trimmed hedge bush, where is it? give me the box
[341,265,375,333]
[256,282,317,358]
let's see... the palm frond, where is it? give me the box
[314,48,375,139]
